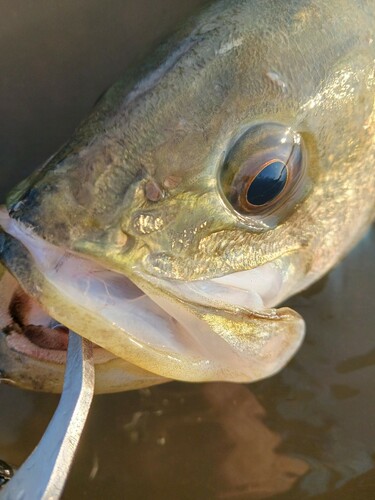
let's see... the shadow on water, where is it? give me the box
[0,1,374,498]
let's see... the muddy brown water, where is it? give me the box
[0,1,374,498]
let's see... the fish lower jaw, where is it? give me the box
[0,274,117,365]
[0,209,304,384]
[5,328,114,365]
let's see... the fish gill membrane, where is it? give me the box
[0,0,375,394]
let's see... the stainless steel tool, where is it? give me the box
[0,331,95,500]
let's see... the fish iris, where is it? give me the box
[246,160,288,206]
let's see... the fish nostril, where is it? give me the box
[144,180,164,202]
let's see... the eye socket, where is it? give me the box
[219,123,307,223]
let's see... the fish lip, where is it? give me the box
[0,207,304,382]
[0,206,293,320]
[140,250,302,320]
[3,328,117,365]
[0,267,119,366]
[0,244,167,393]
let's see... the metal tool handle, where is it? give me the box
[0,331,95,500]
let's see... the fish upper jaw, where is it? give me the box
[0,207,305,385]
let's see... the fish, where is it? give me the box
[0,0,374,393]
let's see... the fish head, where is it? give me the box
[1,0,375,392]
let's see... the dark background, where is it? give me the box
[0,0,209,198]
[1,1,375,499]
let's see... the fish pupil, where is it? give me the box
[246,160,287,206]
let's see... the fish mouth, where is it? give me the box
[1,279,116,366]
[0,208,304,386]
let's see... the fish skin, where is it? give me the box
[7,0,375,279]
[1,0,375,392]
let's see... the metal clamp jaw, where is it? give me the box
[0,332,95,500]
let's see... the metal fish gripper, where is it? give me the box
[0,331,95,500]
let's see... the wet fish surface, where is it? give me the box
[0,0,374,393]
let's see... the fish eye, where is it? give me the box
[219,123,307,223]
[245,159,288,207]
